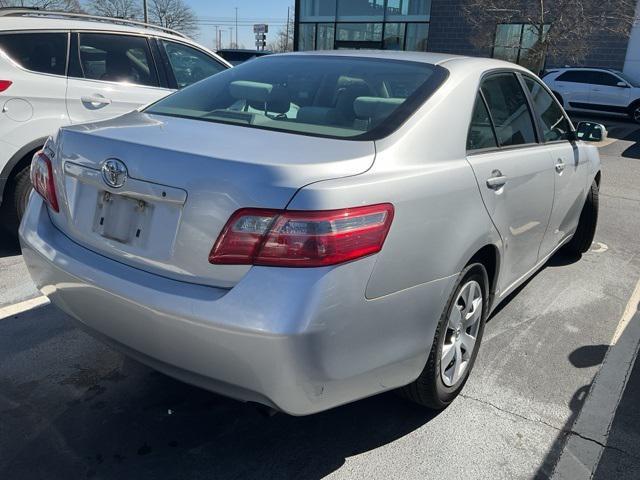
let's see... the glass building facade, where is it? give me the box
[296,0,431,52]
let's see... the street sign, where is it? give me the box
[253,24,268,34]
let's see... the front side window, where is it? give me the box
[0,32,67,75]
[588,71,621,87]
[78,33,158,87]
[481,73,537,147]
[523,76,572,142]
[162,41,226,89]
[146,56,448,140]
[467,94,497,151]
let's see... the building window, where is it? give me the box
[383,23,406,50]
[300,0,336,21]
[493,23,549,72]
[386,0,430,18]
[317,23,336,50]
[405,23,429,51]
[299,23,317,50]
[337,0,385,20]
[336,23,384,42]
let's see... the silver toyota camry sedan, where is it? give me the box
[20,51,602,415]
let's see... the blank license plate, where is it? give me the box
[94,192,146,243]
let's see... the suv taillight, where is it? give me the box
[0,80,12,92]
[30,150,59,212]
[209,203,394,267]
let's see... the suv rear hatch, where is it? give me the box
[50,112,375,288]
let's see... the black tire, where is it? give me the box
[400,263,489,409]
[629,101,640,124]
[564,179,599,255]
[1,164,32,237]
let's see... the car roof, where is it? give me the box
[0,14,191,44]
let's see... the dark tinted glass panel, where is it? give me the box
[78,33,158,86]
[383,23,406,50]
[556,70,591,83]
[337,0,385,18]
[405,23,429,51]
[386,0,430,16]
[481,73,536,146]
[147,56,447,140]
[524,77,572,142]
[0,32,67,75]
[467,94,497,150]
[336,23,383,42]
[300,0,336,20]
[317,23,336,50]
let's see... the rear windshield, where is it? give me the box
[146,55,448,140]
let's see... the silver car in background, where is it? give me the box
[20,51,602,415]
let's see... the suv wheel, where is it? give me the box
[1,164,32,237]
[401,263,489,409]
[629,102,640,124]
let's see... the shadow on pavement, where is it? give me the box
[0,306,439,480]
[0,232,20,258]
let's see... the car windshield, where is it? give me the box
[613,71,640,87]
[146,55,448,140]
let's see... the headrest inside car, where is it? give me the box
[354,97,404,119]
[229,81,273,103]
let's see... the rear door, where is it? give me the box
[553,70,594,109]
[522,75,590,257]
[587,70,631,113]
[66,32,172,123]
[466,72,555,293]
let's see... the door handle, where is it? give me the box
[555,159,565,173]
[81,95,112,105]
[486,170,508,190]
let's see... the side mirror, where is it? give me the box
[575,121,608,142]
[617,81,629,88]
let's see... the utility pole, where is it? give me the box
[229,27,233,48]
[285,7,290,52]
[143,0,148,23]
[235,7,238,47]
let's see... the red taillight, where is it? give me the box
[0,80,12,92]
[209,204,394,267]
[30,151,59,212]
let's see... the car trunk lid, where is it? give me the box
[51,112,375,288]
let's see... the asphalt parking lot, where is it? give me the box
[1,116,640,480]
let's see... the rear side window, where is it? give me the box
[467,94,497,151]
[523,76,573,142]
[556,70,591,83]
[0,32,67,76]
[481,73,537,147]
[77,33,159,87]
[161,40,226,89]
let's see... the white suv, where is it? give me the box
[543,67,640,123]
[0,9,230,234]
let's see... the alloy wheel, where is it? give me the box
[440,280,483,387]
[634,107,640,123]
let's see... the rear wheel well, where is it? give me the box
[466,245,499,307]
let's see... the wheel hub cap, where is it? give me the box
[440,280,483,387]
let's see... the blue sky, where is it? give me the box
[187,0,293,50]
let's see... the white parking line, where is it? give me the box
[0,295,50,321]
[553,276,640,478]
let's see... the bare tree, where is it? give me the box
[461,0,636,72]
[148,0,197,36]
[0,0,82,11]
[86,0,141,19]
[267,6,294,53]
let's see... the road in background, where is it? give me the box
[0,117,639,479]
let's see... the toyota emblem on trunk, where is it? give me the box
[101,159,128,188]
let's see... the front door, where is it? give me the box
[587,70,631,113]
[466,73,555,294]
[66,32,172,124]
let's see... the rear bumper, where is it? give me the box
[20,195,456,415]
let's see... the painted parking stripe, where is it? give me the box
[553,276,640,478]
[0,295,50,321]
